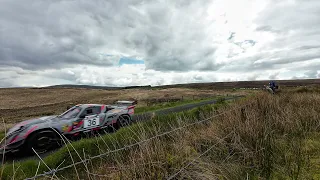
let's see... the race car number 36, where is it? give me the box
[84,116,100,128]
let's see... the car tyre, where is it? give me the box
[117,115,131,127]
[26,130,60,155]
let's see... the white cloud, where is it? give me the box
[0,0,319,87]
[0,64,315,88]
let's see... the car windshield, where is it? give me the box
[59,106,82,119]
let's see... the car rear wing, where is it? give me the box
[113,100,138,106]
[112,100,137,115]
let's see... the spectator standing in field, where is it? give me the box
[269,81,277,93]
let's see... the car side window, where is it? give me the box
[82,106,101,117]
[86,108,93,115]
[91,106,101,114]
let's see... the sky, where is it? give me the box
[0,0,319,87]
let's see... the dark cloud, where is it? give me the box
[286,59,320,75]
[0,0,220,72]
[247,73,260,81]
[255,25,282,34]
[297,46,320,50]
[0,0,141,70]
[269,72,280,80]
[254,0,320,34]
[193,74,203,81]
[304,70,318,79]
[227,32,236,40]
[252,50,320,70]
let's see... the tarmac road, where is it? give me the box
[1,96,244,164]
[131,96,244,121]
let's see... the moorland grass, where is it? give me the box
[86,90,320,179]
[2,88,320,179]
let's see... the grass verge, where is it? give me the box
[87,90,320,179]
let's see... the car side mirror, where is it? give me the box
[79,115,86,118]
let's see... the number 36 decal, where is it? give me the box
[84,116,100,128]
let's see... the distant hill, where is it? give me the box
[45,84,152,90]
[38,78,319,90]
[157,78,320,89]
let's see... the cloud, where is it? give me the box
[0,0,319,87]
[0,63,315,88]
[303,70,318,79]
[0,0,142,70]
[269,72,280,80]
[0,0,264,72]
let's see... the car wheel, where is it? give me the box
[26,130,60,154]
[116,115,131,128]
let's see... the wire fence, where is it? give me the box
[24,101,251,180]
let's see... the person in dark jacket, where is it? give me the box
[269,81,276,92]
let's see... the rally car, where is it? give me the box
[0,100,136,155]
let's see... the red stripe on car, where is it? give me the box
[9,135,19,144]
[78,120,84,126]
[67,126,73,132]
[128,105,135,114]
[24,126,38,138]
[92,127,100,131]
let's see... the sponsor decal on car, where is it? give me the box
[72,120,84,129]
[62,124,68,132]
[62,124,72,132]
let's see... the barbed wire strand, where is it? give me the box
[25,101,251,180]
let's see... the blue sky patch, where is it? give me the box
[119,57,145,66]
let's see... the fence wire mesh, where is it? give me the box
[23,101,250,180]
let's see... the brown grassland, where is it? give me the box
[0,84,319,179]
[0,87,250,127]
